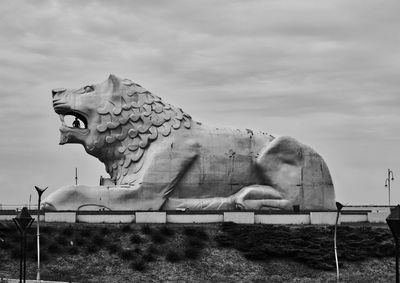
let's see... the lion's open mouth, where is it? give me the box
[54,106,90,144]
[58,112,88,129]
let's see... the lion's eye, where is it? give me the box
[84,85,94,93]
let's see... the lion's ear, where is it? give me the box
[108,74,121,92]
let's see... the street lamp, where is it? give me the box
[386,205,400,283]
[34,186,47,281]
[13,207,34,283]
[334,201,344,283]
[385,169,395,206]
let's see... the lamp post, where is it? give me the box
[334,201,344,283]
[34,186,47,281]
[386,205,400,283]
[13,207,34,283]
[385,169,395,206]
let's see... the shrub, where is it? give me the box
[87,244,98,254]
[141,225,152,235]
[143,252,156,262]
[186,237,205,249]
[79,229,91,238]
[40,235,49,246]
[55,235,68,246]
[41,250,49,262]
[184,247,200,260]
[61,226,74,236]
[131,259,146,271]
[10,247,20,259]
[151,232,166,244]
[107,243,120,254]
[120,249,134,260]
[121,225,132,233]
[183,227,197,237]
[92,234,105,247]
[160,226,175,237]
[134,247,142,254]
[184,227,208,241]
[74,237,86,247]
[1,241,13,251]
[68,246,79,255]
[48,243,61,254]
[100,227,110,235]
[130,234,142,244]
[41,226,54,233]
[147,244,159,255]
[166,250,181,262]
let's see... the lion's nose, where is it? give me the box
[52,88,66,98]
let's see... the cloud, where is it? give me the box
[0,0,399,205]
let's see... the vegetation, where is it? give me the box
[216,222,394,270]
[0,221,397,282]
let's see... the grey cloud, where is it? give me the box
[0,0,399,205]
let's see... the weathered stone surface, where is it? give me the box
[44,75,336,211]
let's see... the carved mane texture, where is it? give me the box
[95,78,192,184]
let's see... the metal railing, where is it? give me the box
[0,204,39,211]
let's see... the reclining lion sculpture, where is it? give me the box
[43,75,335,211]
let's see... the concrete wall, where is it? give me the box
[0,213,44,222]
[77,214,135,223]
[310,212,339,225]
[167,214,223,224]
[368,211,390,223]
[0,210,390,225]
[340,213,368,223]
[136,212,166,223]
[255,214,310,225]
[224,212,254,224]
[45,212,76,223]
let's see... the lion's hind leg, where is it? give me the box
[233,185,292,210]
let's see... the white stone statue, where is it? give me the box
[43,75,335,211]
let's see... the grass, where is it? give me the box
[0,221,397,282]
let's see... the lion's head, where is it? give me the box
[52,74,192,184]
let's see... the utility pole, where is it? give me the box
[385,169,395,206]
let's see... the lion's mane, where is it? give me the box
[93,78,192,184]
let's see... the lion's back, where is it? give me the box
[170,124,274,198]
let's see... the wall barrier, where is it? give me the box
[0,209,389,225]
[255,214,310,225]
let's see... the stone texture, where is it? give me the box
[44,75,336,211]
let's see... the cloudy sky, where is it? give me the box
[0,0,399,207]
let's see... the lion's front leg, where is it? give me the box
[124,138,200,209]
[42,184,145,211]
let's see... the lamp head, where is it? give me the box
[35,186,48,197]
[336,202,344,212]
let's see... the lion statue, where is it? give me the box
[43,74,336,211]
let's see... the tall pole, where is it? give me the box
[396,238,399,283]
[19,230,23,283]
[23,230,27,283]
[35,186,47,282]
[386,169,395,207]
[334,202,343,283]
[13,208,34,283]
[75,167,78,186]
